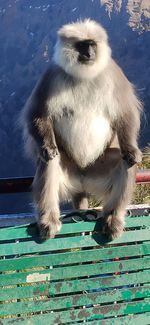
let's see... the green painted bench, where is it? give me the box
[0,214,150,324]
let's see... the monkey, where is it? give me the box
[22,19,142,240]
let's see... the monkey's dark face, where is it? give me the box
[75,40,97,64]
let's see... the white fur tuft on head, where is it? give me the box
[53,19,111,80]
[58,19,108,42]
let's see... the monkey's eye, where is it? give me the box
[75,40,97,52]
[75,41,85,51]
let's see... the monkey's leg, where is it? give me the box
[72,193,89,210]
[33,156,61,239]
[102,161,136,240]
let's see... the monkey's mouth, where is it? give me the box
[78,55,95,65]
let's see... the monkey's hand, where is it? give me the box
[39,144,59,163]
[122,146,142,167]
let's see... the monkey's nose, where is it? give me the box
[79,46,96,62]
[82,52,91,59]
[88,45,96,60]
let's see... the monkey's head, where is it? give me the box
[53,19,111,79]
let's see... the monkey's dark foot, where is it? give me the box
[122,147,142,167]
[102,214,124,240]
[38,212,61,239]
[40,145,58,163]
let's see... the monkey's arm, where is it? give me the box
[110,62,142,168]
[25,69,58,163]
[28,115,58,163]
[117,118,142,167]
[116,98,142,167]
[114,79,142,167]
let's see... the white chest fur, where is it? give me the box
[55,110,112,168]
[48,75,115,168]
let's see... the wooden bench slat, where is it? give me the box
[2,314,150,325]
[2,313,150,325]
[1,299,150,324]
[0,215,150,241]
[1,286,150,316]
[1,229,150,256]
[0,216,150,323]
[0,241,150,272]
[1,270,150,301]
[78,312,150,325]
[0,256,150,287]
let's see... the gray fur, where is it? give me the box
[22,19,142,239]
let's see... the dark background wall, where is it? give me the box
[0,0,150,213]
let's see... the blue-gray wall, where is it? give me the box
[0,0,150,179]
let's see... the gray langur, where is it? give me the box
[22,19,142,239]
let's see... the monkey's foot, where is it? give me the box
[38,212,61,239]
[122,147,142,167]
[40,145,58,163]
[102,214,124,240]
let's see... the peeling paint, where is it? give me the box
[26,272,50,283]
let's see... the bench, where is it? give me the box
[0,212,150,324]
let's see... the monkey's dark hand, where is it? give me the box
[122,146,142,167]
[40,144,58,163]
